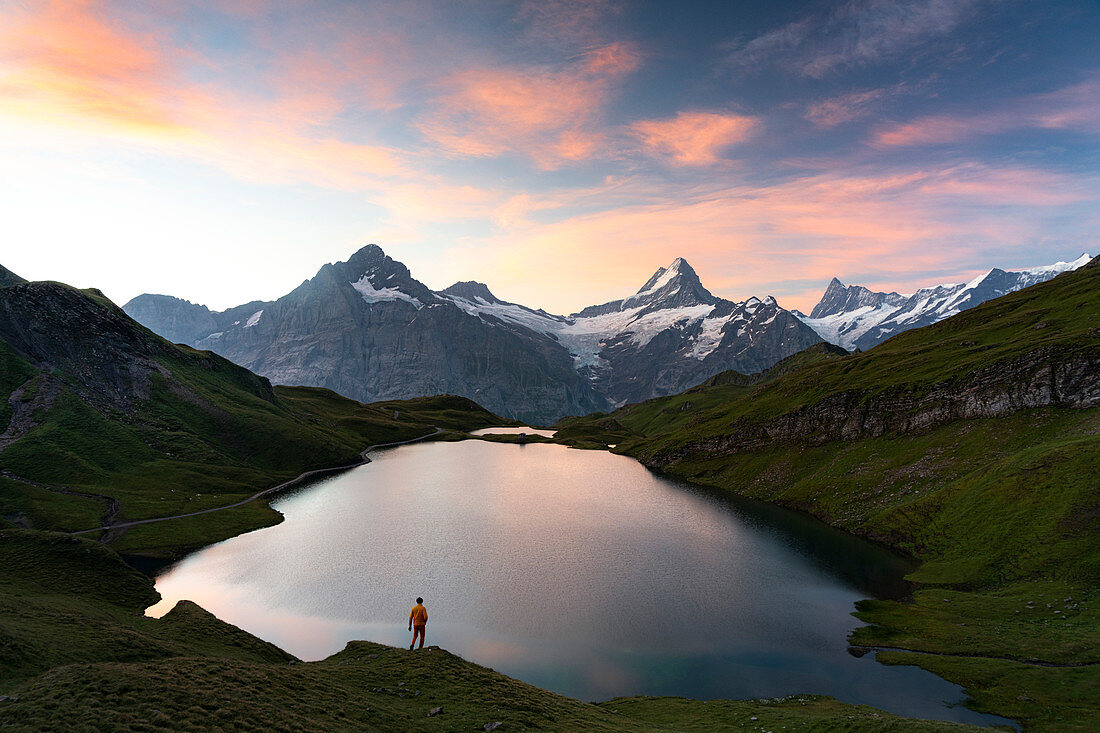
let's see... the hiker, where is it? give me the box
[408,596,428,650]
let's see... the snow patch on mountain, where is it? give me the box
[689,314,731,360]
[244,310,263,328]
[441,293,565,335]
[352,274,423,309]
[798,303,901,349]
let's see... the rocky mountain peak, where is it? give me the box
[341,244,407,282]
[571,257,717,318]
[310,244,438,307]
[439,281,501,304]
[809,278,905,319]
[627,257,716,311]
[636,257,703,294]
[0,263,26,288]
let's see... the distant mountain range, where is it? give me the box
[124,246,821,422]
[121,246,1090,421]
[796,254,1092,350]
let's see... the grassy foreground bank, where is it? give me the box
[0,530,988,732]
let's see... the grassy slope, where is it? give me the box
[0,285,506,559]
[557,264,1100,731]
[0,530,985,732]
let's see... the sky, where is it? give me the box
[1,0,1098,314]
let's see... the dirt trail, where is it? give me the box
[1,469,122,528]
[67,427,444,540]
[853,644,1100,668]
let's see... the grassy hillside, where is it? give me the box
[557,261,1100,730]
[0,281,507,560]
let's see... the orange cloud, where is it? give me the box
[630,111,757,166]
[0,0,187,135]
[0,0,418,191]
[415,42,639,168]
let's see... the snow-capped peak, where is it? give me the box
[1023,252,1092,276]
[635,257,692,296]
[799,252,1093,351]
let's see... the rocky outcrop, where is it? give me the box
[0,282,275,415]
[644,344,1100,468]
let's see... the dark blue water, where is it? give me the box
[150,439,1014,728]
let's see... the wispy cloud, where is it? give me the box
[874,78,1100,146]
[724,0,984,78]
[805,81,920,126]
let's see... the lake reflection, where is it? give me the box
[470,426,556,437]
[150,441,1011,727]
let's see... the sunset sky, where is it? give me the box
[1,0,1098,313]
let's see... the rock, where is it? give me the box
[846,646,871,658]
[484,723,503,731]
[427,706,443,717]
[0,696,18,703]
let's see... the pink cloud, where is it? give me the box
[415,42,640,168]
[443,162,1099,313]
[874,79,1100,146]
[630,111,758,166]
[0,0,418,190]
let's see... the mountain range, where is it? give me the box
[797,253,1092,350]
[124,246,821,422]
[123,246,1090,422]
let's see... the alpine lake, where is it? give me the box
[149,428,1015,728]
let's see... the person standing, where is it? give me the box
[408,597,428,650]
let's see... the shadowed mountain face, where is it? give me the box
[798,254,1093,350]
[125,247,822,419]
[126,246,606,424]
[808,278,906,320]
[0,264,26,289]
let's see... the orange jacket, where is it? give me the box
[409,603,427,627]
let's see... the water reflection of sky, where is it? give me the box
[469,426,557,437]
[150,441,1014,728]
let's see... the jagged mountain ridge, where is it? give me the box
[125,246,607,424]
[798,253,1093,350]
[124,247,821,419]
[808,278,906,319]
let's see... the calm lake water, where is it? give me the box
[150,439,1013,728]
[470,426,557,437]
